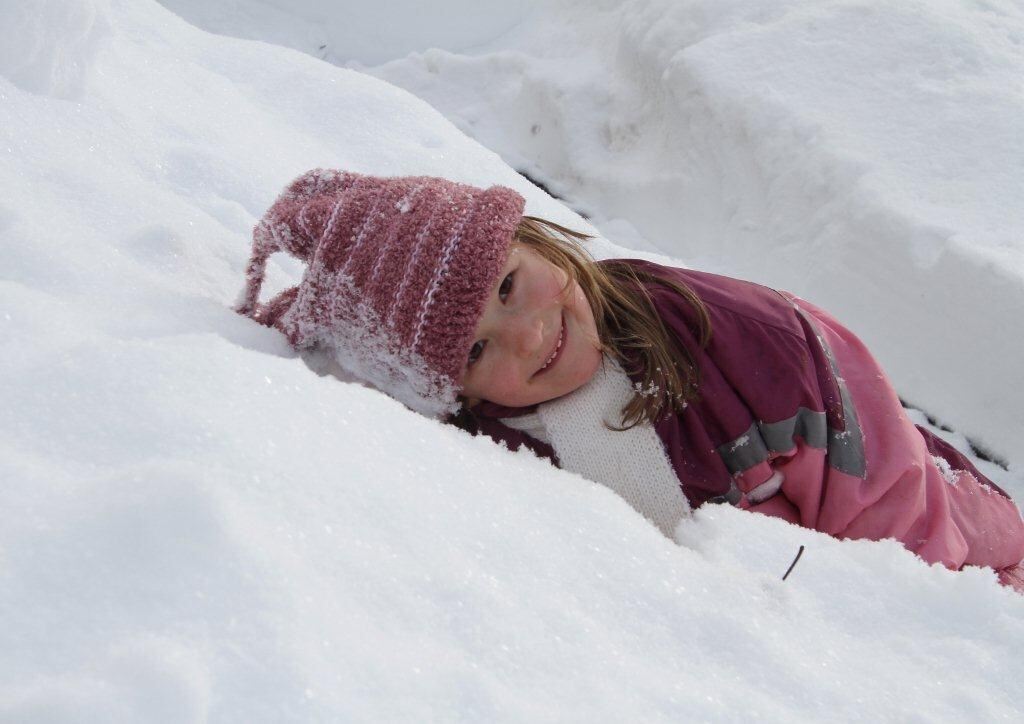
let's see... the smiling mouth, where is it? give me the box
[535,314,565,377]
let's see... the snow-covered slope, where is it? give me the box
[3,0,1024,720]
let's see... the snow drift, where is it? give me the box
[3,0,1024,720]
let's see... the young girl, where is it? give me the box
[238,168,1024,592]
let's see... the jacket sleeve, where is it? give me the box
[628,260,1024,572]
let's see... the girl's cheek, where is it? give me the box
[466,357,509,401]
[551,267,570,298]
[494,362,519,395]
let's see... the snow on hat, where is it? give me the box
[236,168,525,418]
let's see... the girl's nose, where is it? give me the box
[508,311,545,358]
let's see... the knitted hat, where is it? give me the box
[236,168,525,418]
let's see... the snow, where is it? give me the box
[157,0,538,67]
[2,0,1024,720]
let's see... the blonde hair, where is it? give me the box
[513,216,711,428]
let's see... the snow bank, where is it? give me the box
[156,0,539,66]
[4,0,1024,720]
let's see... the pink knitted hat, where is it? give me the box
[237,168,525,417]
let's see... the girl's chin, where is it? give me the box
[553,353,602,397]
[577,344,604,378]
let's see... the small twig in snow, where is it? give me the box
[782,545,805,581]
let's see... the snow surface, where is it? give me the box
[3,0,1024,720]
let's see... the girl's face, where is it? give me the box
[460,243,602,408]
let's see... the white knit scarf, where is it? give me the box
[501,357,690,538]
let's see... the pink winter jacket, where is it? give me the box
[467,260,1024,589]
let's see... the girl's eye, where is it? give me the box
[468,340,486,366]
[498,272,514,302]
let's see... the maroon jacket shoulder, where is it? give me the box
[604,258,836,507]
